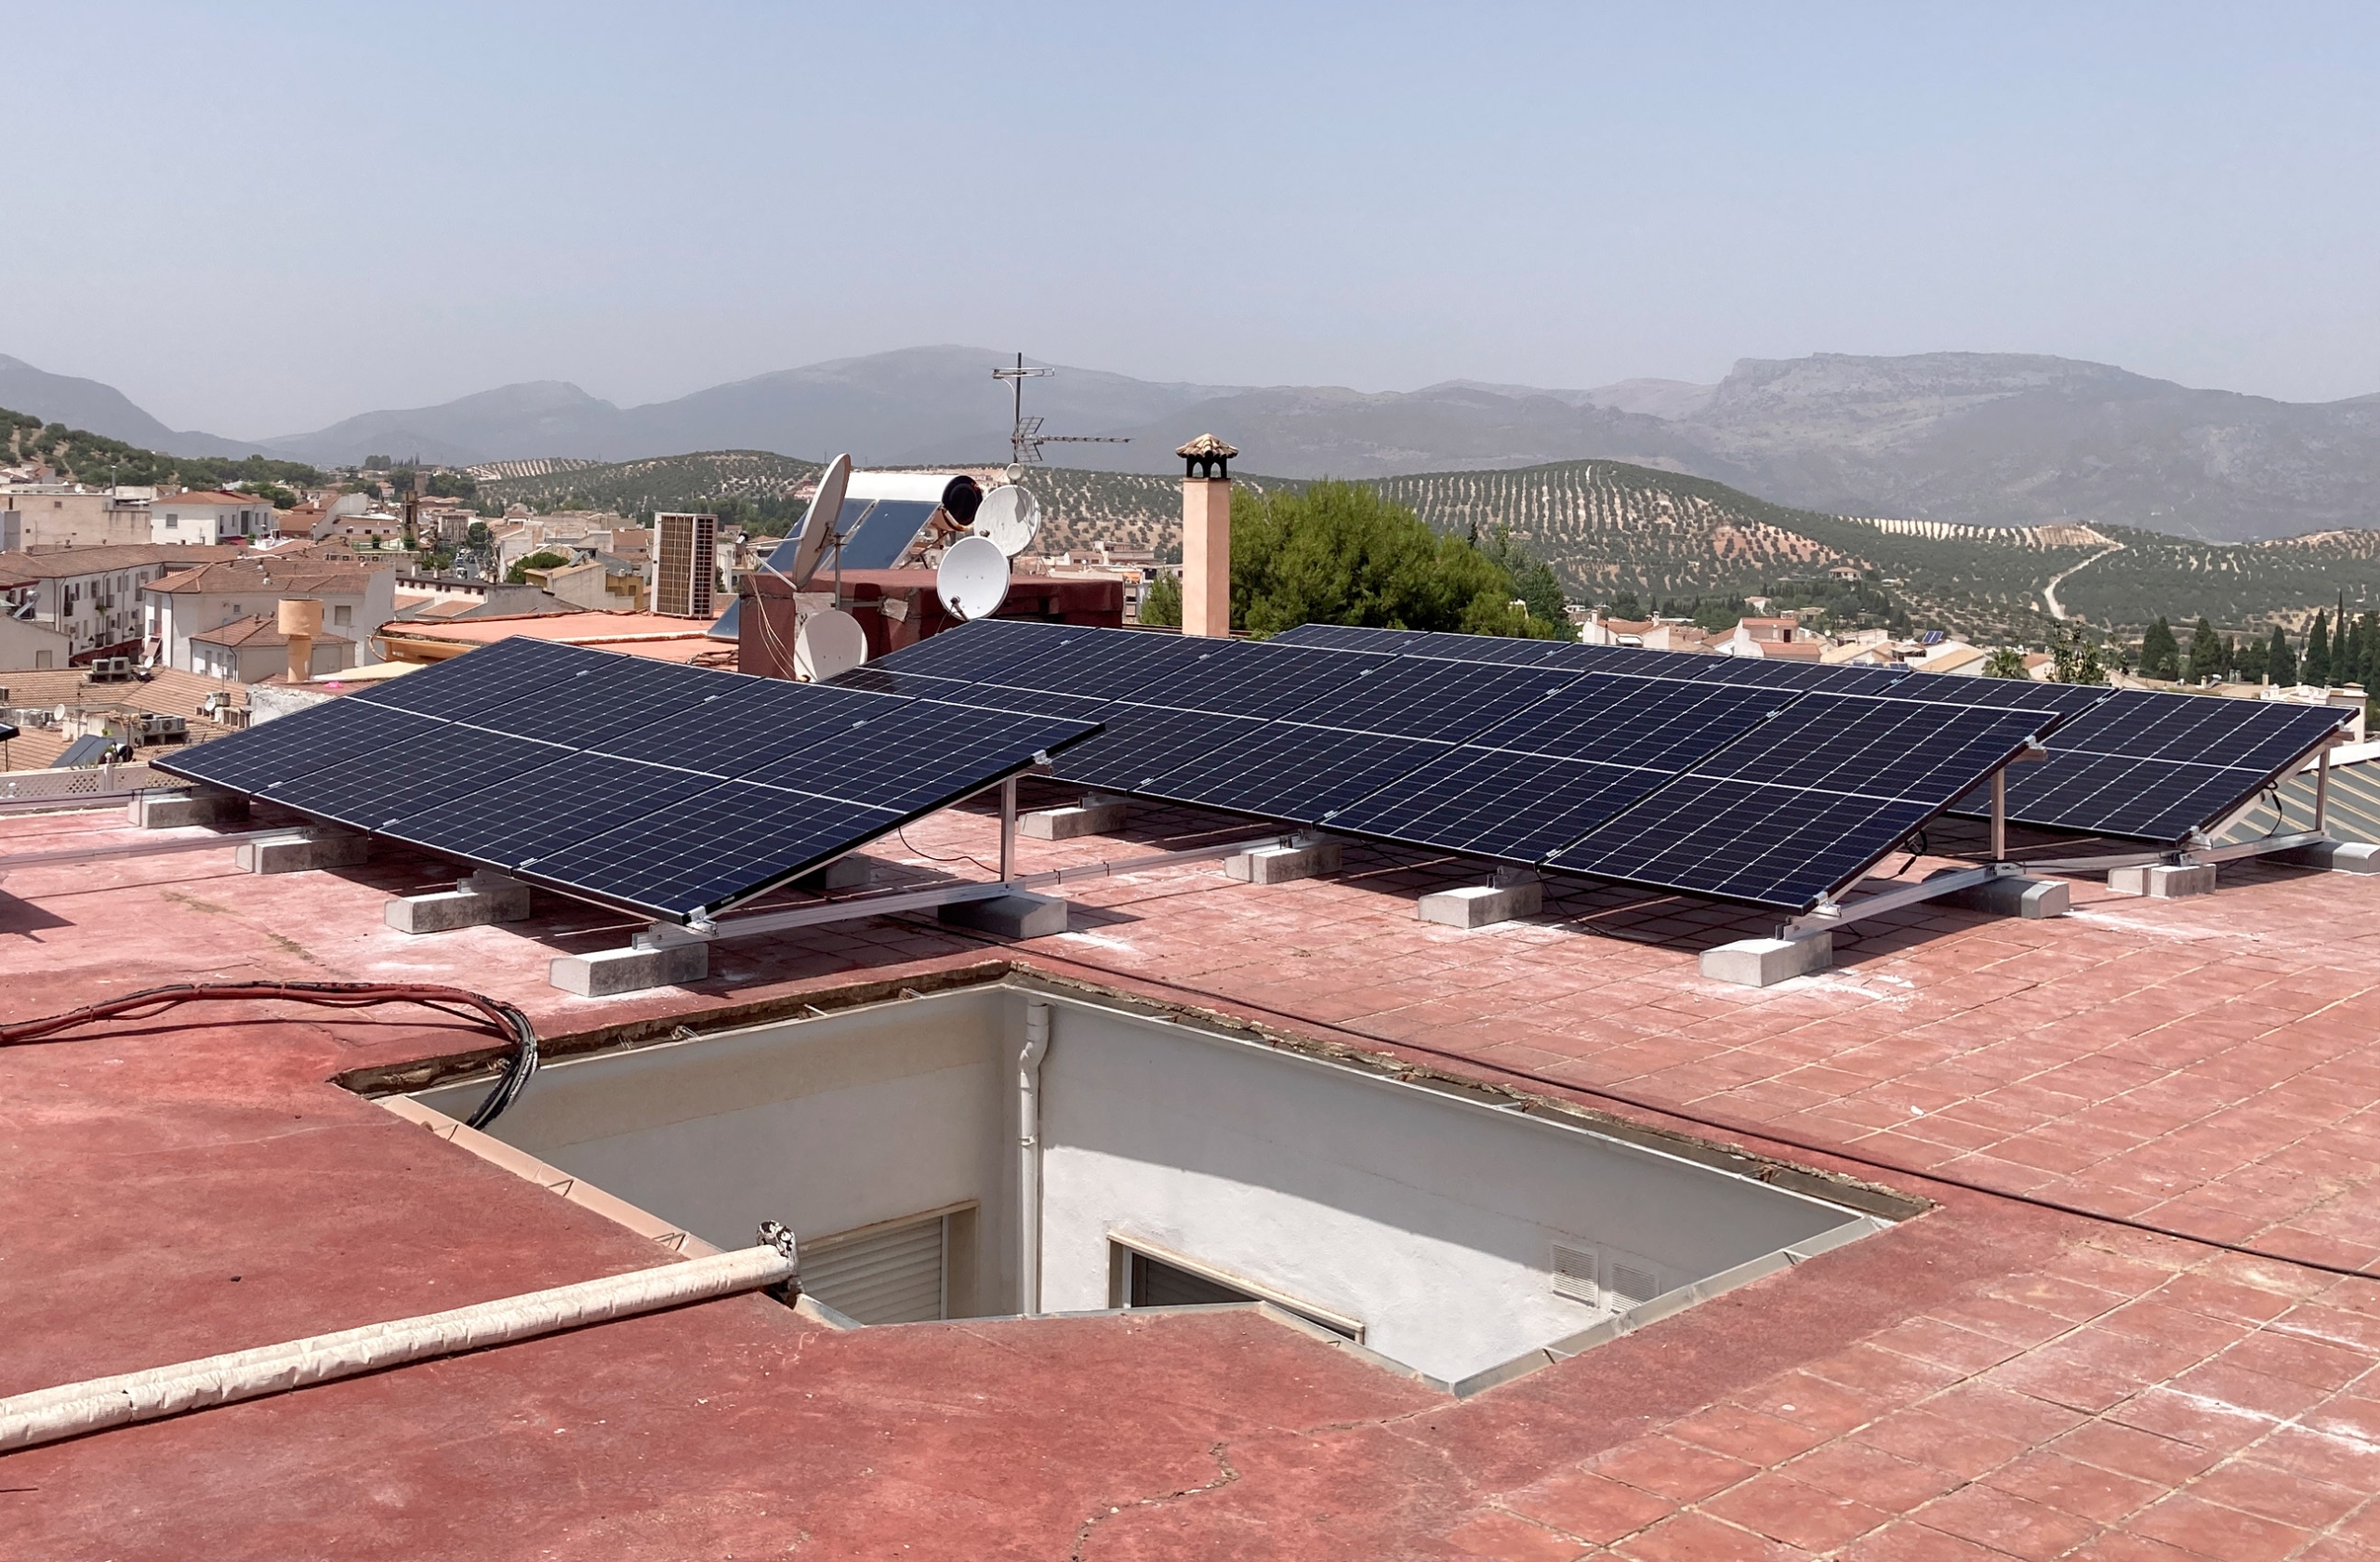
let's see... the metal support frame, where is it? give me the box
[0,827,285,875]
[637,831,1297,950]
[1783,862,2020,941]
[2018,735,2347,878]
[999,776,1017,881]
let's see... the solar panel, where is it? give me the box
[1051,707,1272,792]
[975,624,1219,701]
[156,640,1104,921]
[1884,678,2112,715]
[1139,727,1454,823]
[1117,640,1391,719]
[832,665,1115,721]
[1266,623,1428,653]
[1326,675,1800,862]
[1547,696,2055,910]
[1962,690,2347,841]
[1278,657,1582,742]
[838,499,942,569]
[842,617,1057,685]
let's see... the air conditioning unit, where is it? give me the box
[133,713,187,743]
[86,656,135,682]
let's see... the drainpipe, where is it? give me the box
[1019,998,1051,1316]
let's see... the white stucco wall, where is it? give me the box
[415,993,1015,1311]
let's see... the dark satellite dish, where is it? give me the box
[940,474,984,527]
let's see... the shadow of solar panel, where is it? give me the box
[1329,749,1673,865]
[376,752,730,868]
[267,723,573,830]
[1050,707,1272,791]
[1276,657,1581,742]
[1120,640,1390,718]
[516,782,900,920]
[1551,781,1938,909]
[162,699,441,795]
[739,705,1099,813]
[1144,727,1451,822]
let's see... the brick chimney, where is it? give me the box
[1177,434,1236,638]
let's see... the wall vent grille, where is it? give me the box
[1550,1241,1600,1306]
[1608,1261,1660,1310]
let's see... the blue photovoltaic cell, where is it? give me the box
[1548,696,2055,909]
[1140,726,1452,822]
[156,638,1104,920]
[1957,689,2347,841]
[1051,707,1272,792]
[1274,657,1581,742]
[842,617,1061,685]
[1885,679,2111,716]
[976,625,1220,701]
[520,782,901,918]
[1117,640,1391,719]
[832,664,1115,721]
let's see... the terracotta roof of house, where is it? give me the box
[143,560,375,595]
[187,614,356,649]
[0,544,253,584]
[151,491,261,507]
[5,677,2380,1555]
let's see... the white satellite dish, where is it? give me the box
[1003,463,1027,483]
[973,483,1041,557]
[789,453,852,589]
[794,606,867,682]
[936,535,1012,621]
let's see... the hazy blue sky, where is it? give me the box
[11,2,2378,433]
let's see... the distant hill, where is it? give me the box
[0,354,245,458]
[13,345,2380,542]
[483,449,2380,643]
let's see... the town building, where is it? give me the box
[186,614,358,682]
[0,543,254,666]
[0,484,154,547]
[141,555,397,675]
[148,489,277,545]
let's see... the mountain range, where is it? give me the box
[8,346,2378,543]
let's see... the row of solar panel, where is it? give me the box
[161,636,1098,920]
[837,620,2064,911]
[1267,622,2347,844]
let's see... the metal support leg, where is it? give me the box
[1991,771,2007,864]
[2316,745,2333,834]
[998,776,1017,883]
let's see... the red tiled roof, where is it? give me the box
[187,613,355,648]
[2,772,2379,1553]
[144,560,373,595]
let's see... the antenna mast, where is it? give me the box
[991,351,1130,466]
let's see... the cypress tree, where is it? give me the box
[2334,608,2352,681]
[2139,616,2181,680]
[2269,625,2297,686]
[2362,611,2380,688]
[2187,616,2223,683]
[2305,611,2333,686]
[2237,630,2269,684]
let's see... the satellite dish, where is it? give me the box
[973,483,1041,557]
[789,453,851,589]
[937,535,1012,621]
[794,607,867,682]
[1003,463,1027,484]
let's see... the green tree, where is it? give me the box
[1475,525,1569,628]
[2268,624,2297,685]
[2186,616,2223,683]
[1138,574,1182,628]
[465,521,494,551]
[2235,631,2269,684]
[1229,480,1560,641]
[2138,616,2181,680]
[2304,611,2333,685]
[1982,646,2028,679]
[2052,627,2107,686]
[506,549,571,585]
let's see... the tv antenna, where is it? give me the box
[991,351,1130,466]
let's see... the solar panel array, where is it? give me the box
[157,637,1100,922]
[837,621,2069,911]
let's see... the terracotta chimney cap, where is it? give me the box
[1174,434,1238,459]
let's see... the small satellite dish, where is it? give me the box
[789,453,852,589]
[1003,463,1027,484]
[937,535,1011,621]
[973,483,1041,557]
[794,607,867,682]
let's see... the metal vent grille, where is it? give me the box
[1608,1261,1660,1311]
[1550,1241,1600,1305]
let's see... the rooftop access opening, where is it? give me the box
[390,974,1910,1394]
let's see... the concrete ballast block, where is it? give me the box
[937,892,1068,939]
[385,872,533,933]
[1935,874,2070,919]
[130,788,250,829]
[1020,800,1129,841]
[2275,840,2380,875]
[2109,863,2216,898]
[1700,933,1832,987]
[235,828,369,875]
[1417,880,1543,929]
[791,856,875,891]
[1225,840,1342,885]
[549,941,709,997]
